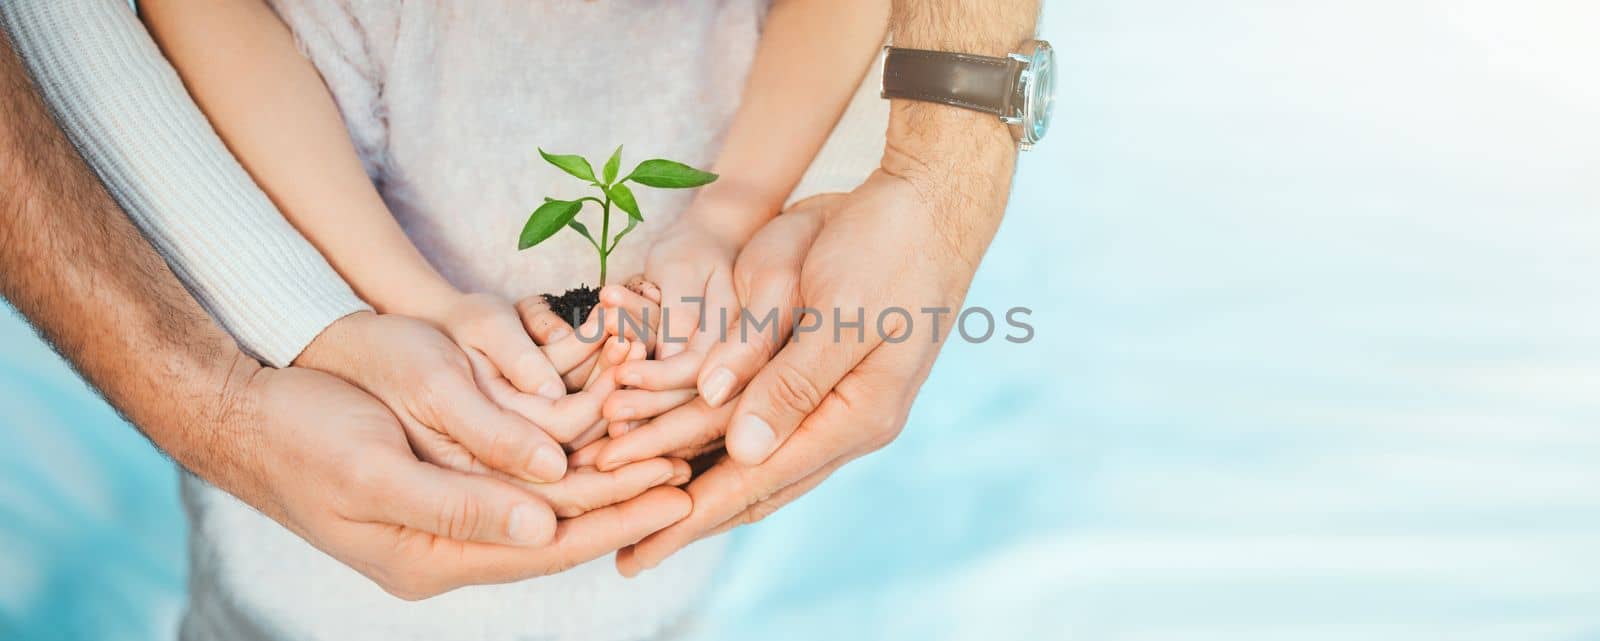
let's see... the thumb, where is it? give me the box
[723,332,871,465]
[695,272,802,408]
[471,311,566,400]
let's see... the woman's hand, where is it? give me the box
[296,310,687,508]
[424,292,577,401]
[295,311,573,481]
[606,208,749,427]
[232,364,692,600]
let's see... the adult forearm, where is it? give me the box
[0,0,369,367]
[880,0,1039,266]
[0,31,254,487]
[891,0,1039,55]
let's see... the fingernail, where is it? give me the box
[532,446,565,479]
[700,368,735,407]
[508,504,544,543]
[728,414,776,463]
[538,381,565,400]
[546,327,571,343]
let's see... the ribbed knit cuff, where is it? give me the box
[1,0,370,367]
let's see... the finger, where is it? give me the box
[723,329,876,465]
[616,400,852,575]
[698,456,848,540]
[596,285,660,347]
[515,296,577,344]
[566,418,610,452]
[613,350,703,391]
[429,486,692,588]
[696,269,802,408]
[621,273,662,304]
[596,397,735,472]
[583,334,635,390]
[605,388,699,425]
[688,267,739,355]
[441,354,570,482]
[569,436,611,468]
[694,206,822,401]
[654,265,705,360]
[563,352,601,392]
[542,333,604,379]
[479,353,619,443]
[470,311,566,400]
[518,297,604,376]
[522,458,691,518]
[351,455,557,547]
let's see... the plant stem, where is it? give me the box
[598,192,611,287]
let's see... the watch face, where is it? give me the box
[1024,41,1056,145]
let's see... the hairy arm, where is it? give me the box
[884,0,1040,260]
[2,25,693,599]
[0,0,369,367]
[613,0,1044,574]
[0,27,259,496]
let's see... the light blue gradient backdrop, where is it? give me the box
[4,2,1599,639]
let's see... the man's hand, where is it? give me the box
[295,312,615,481]
[612,165,1011,574]
[1,23,690,601]
[228,363,692,600]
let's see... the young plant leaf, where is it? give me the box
[519,198,584,249]
[625,159,718,189]
[606,183,643,222]
[602,145,623,185]
[611,214,641,252]
[538,148,596,182]
[566,219,600,250]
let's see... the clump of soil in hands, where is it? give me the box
[544,284,600,328]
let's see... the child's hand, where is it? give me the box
[294,311,571,482]
[592,279,703,435]
[428,292,573,401]
[469,334,637,451]
[294,310,691,525]
[606,215,745,426]
[501,288,659,448]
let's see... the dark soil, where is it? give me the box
[544,285,600,327]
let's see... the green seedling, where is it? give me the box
[520,146,717,287]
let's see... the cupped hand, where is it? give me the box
[427,292,574,401]
[592,201,824,471]
[615,170,1003,575]
[228,364,692,600]
[294,311,586,481]
[604,209,746,423]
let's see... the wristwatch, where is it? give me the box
[880,40,1056,151]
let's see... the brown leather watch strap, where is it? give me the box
[881,47,1022,117]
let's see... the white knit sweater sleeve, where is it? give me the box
[0,0,370,367]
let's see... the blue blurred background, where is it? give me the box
[6,1,1600,639]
